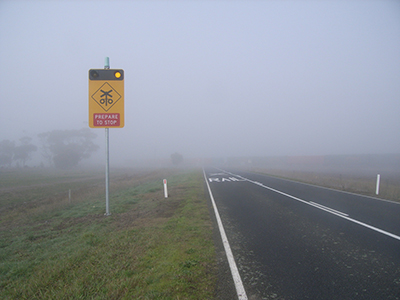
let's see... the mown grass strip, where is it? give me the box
[0,169,216,299]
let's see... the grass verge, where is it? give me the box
[0,168,216,299]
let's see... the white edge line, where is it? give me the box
[261,170,400,205]
[203,168,248,300]
[309,201,349,217]
[220,169,400,242]
[219,168,400,205]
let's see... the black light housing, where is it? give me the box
[89,69,124,80]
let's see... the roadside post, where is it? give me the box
[89,57,124,216]
[164,179,168,198]
[376,174,381,195]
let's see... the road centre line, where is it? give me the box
[203,169,248,300]
[216,169,400,242]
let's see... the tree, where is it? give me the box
[171,152,183,166]
[0,140,15,167]
[38,129,99,169]
[13,137,37,167]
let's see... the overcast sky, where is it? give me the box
[0,0,399,164]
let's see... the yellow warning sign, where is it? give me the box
[88,69,124,128]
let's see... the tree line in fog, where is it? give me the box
[0,129,98,169]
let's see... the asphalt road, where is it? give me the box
[204,167,400,300]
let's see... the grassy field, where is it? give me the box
[0,168,216,299]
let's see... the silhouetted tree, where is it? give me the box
[13,137,37,167]
[38,129,99,169]
[0,140,15,167]
[171,152,183,166]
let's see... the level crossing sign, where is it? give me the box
[88,69,124,128]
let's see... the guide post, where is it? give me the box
[164,179,168,198]
[376,174,381,195]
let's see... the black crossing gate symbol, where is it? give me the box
[91,82,121,112]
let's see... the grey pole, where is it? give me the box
[105,57,111,216]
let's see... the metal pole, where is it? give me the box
[104,57,110,69]
[105,128,110,215]
[105,57,111,216]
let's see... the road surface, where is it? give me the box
[204,168,400,300]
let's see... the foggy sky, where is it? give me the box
[1,0,399,165]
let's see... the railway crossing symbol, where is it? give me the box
[91,82,121,111]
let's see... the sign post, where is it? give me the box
[89,57,124,216]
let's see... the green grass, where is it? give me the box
[0,168,216,299]
[0,168,101,189]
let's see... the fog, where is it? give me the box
[1,1,399,167]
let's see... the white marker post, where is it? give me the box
[163,179,168,198]
[376,174,381,195]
